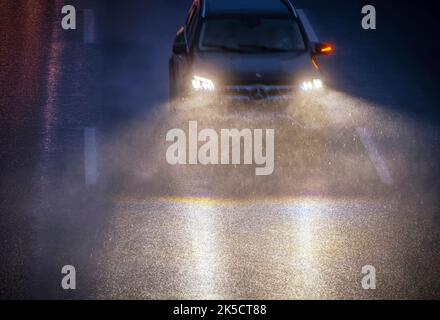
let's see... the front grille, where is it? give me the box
[222,85,296,101]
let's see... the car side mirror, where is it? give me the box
[173,26,188,54]
[313,42,333,56]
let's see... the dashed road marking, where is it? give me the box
[296,10,393,186]
[83,9,96,44]
[356,127,393,185]
[84,127,98,185]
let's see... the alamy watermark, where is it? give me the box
[361,265,377,290]
[61,265,76,290]
[166,121,275,176]
[61,5,76,30]
[362,5,376,30]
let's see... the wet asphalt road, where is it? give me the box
[1,0,440,299]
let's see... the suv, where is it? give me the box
[169,0,332,102]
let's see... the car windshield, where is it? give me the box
[199,17,306,53]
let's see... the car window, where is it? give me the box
[199,17,306,52]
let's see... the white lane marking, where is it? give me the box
[356,127,393,185]
[83,9,96,44]
[296,11,393,186]
[84,127,98,185]
[297,9,319,43]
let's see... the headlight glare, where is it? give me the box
[300,79,323,91]
[192,76,215,92]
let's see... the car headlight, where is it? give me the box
[300,79,323,91]
[192,76,215,92]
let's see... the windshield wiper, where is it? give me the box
[203,44,248,53]
[238,44,295,53]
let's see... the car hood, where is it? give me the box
[191,51,318,86]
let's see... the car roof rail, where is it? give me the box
[201,0,207,18]
[282,0,298,18]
